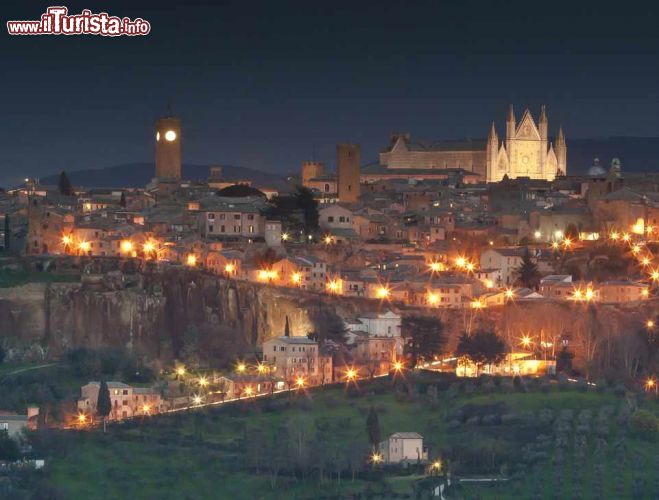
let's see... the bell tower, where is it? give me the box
[155,111,181,180]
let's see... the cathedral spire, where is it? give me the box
[539,105,548,141]
[557,125,565,143]
[507,104,515,123]
[489,122,497,140]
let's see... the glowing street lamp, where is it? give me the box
[327,280,341,294]
[533,230,542,240]
[345,367,358,382]
[645,377,657,394]
[77,413,88,426]
[175,365,186,377]
[641,288,650,298]
[295,376,306,389]
[504,288,515,300]
[376,286,390,299]
[651,269,659,282]
[236,362,247,374]
[647,320,656,329]
[631,244,642,255]
[120,240,134,254]
[427,292,440,306]
[429,261,444,273]
[61,234,73,246]
[584,288,595,301]
[562,238,572,249]
[198,376,209,387]
[186,254,197,267]
[454,256,467,269]
[192,394,203,405]
[470,299,484,309]
[243,386,254,397]
[323,235,333,245]
[465,262,475,272]
[430,460,442,474]
[609,231,620,241]
[392,360,404,373]
[370,452,383,465]
[622,233,631,242]
[641,256,651,267]
[520,335,533,349]
[291,272,302,285]
[257,363,268,375]
[225,263,236,274]
[572,289,583,301]
[281,232,289,242]
[142,404,151,415]
[78,240,91,253]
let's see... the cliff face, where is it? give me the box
[0,270,657,371]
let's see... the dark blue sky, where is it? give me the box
[2,0,659,186]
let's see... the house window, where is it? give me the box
[328,216,334,223]
[249,225,254,233]
[248,214,254,220]
[234,214,241,220]
[208,214,215,220]
[221,225,225,232]
[209,225,214,232]
[0,423,8,430]
[220,214,226,220]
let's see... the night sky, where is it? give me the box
[2,0,659,186]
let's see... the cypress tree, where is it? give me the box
[366,406,381,451]
[58,170,74,196]
[97,380,112,432]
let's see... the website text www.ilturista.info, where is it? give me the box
[7,6,150,36]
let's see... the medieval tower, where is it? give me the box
[336,143,360,203]
[155,112,182,180]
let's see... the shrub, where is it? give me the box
[629,410,659,438]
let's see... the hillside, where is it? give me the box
[40,163,286,189]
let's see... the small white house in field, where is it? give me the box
[379,432,428,464]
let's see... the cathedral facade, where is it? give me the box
[378,105,566,183]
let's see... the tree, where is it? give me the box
[402,315,446,367]
[456,330,507,375]
[295,186,319,234]
[0,430,20,461]
[366,406,381,451]
[57,170,74,196]
[556,346,574,373]
[252,248,279,269]
[97,380,112,432]
[564,223,579,241]
[119,191,127,207]
[515,247,541,289]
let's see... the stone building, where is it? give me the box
[378,105,566,183]
[337,143,360,203]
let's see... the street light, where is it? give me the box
[520,335,533,349]
[236,362,247,374]
[427,292,440,306]
[175,365,186,377]
[370,452,383,465]
[376,286,390,299]
[295,376,306,389]
[345,368,358,382]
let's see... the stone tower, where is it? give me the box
[301,161,325,185]
[336,143,360,203]
[155,113,181,180]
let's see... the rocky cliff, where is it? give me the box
[1,270,657,372]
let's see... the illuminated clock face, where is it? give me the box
[165,130,177,142]
[156,132,160,141]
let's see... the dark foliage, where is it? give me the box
[515,247,541,289]
[402,315,446,367]
[456,330,507,374]
[97,380,112,419]
[57,171,74,196]
[366,406,381,449]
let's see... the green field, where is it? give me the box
[0,269,80,288]
[28,375,659,499]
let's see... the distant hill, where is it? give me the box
[567,137,659,172]
[40,163,286,189]
[38,137,659,189]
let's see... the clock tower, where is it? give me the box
[155,112,181,180]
